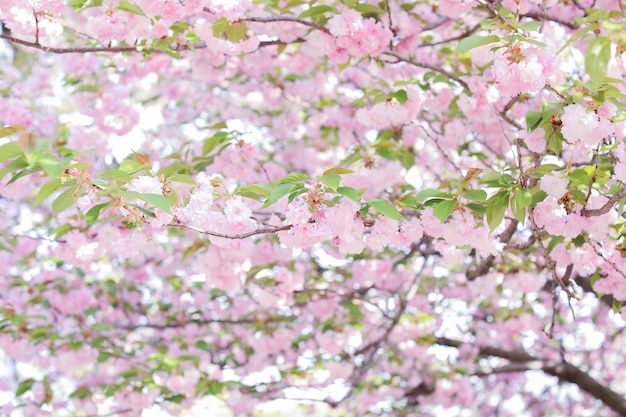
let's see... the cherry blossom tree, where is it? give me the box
[1,0,626,416]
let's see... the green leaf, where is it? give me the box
[521,20,542,32]
[337,186,360,203]
[225,21,248,42]
[52,188,78,213]
[368,198,399,221]
[237,184,270,199]
[462,190,487,202]
[203,131,229,155]
[433,198,457,222]
[0,124,25,138]
[298,5,333,18]
[117,0,145,15]
[319,173,341,191]
[389,89,408,104]
[138,193,172,215]
[486,191,509,233]
[34,179,63,206]
[43,376,53,404]
[16,378,36,397]
[262,183,296,209]
[98,351,113,363]
[585,36,612,89]
[0,141,22,162]
[38,153,73,179]
[272,172,310,185]
[322,167,354,175]
[167,174,196,185]
[100,169,131,183]
[525,110,543,131]
[85,203,110,228]
[456,34,500,53]
[514,188,532,208]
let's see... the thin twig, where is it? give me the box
[381,50,469,90]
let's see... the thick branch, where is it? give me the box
[436,337,626,416]
[580,188,626,217]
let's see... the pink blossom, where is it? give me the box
[356,87,423,129]
[127,176,163,194]
[327,9,392,59]
[439,0,477,17]
[224,196,252,223]
[561,103,614,149]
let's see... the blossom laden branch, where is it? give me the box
[167,221,292,239]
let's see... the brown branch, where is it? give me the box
[198,7,333,35]
[435,337,626,416]
[521,12,579,30]
[0,33,301,54]
[167,221,292,239]
[418,24,480,48]
[580,188,626,217]
[381,50,469,90]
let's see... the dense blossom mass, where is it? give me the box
[1,1,626,417]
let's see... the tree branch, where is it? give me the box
[435,337,626,416]
[167,221,292,239]
[580,188,626,217]
[381,50,470,90]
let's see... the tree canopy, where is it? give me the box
[1,0,626,416]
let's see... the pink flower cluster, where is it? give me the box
[327,9,392,59]
[560,103,614,150]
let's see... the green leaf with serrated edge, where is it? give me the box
[298,5,333,18]
[138,193,172,215]
[486,191,509,233]
[514,188,533,208]
[463,190,487,202]
[166,174,195,185]
[0,142,22,162]
[455,34,500,53]
[433,199,457,222]
[272,172,310,185]
[262,183,295,209]
[52,188,77,213]
[319,173,341,191]
[117,0,145,15]
[16,378,36,397]
[585,36,612,89]
[100,169,131,183]
[323,167,354,175]
[85,203,110,228]
[368,198,399,221]
[337,186,360,203]
[34,178,63,206]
